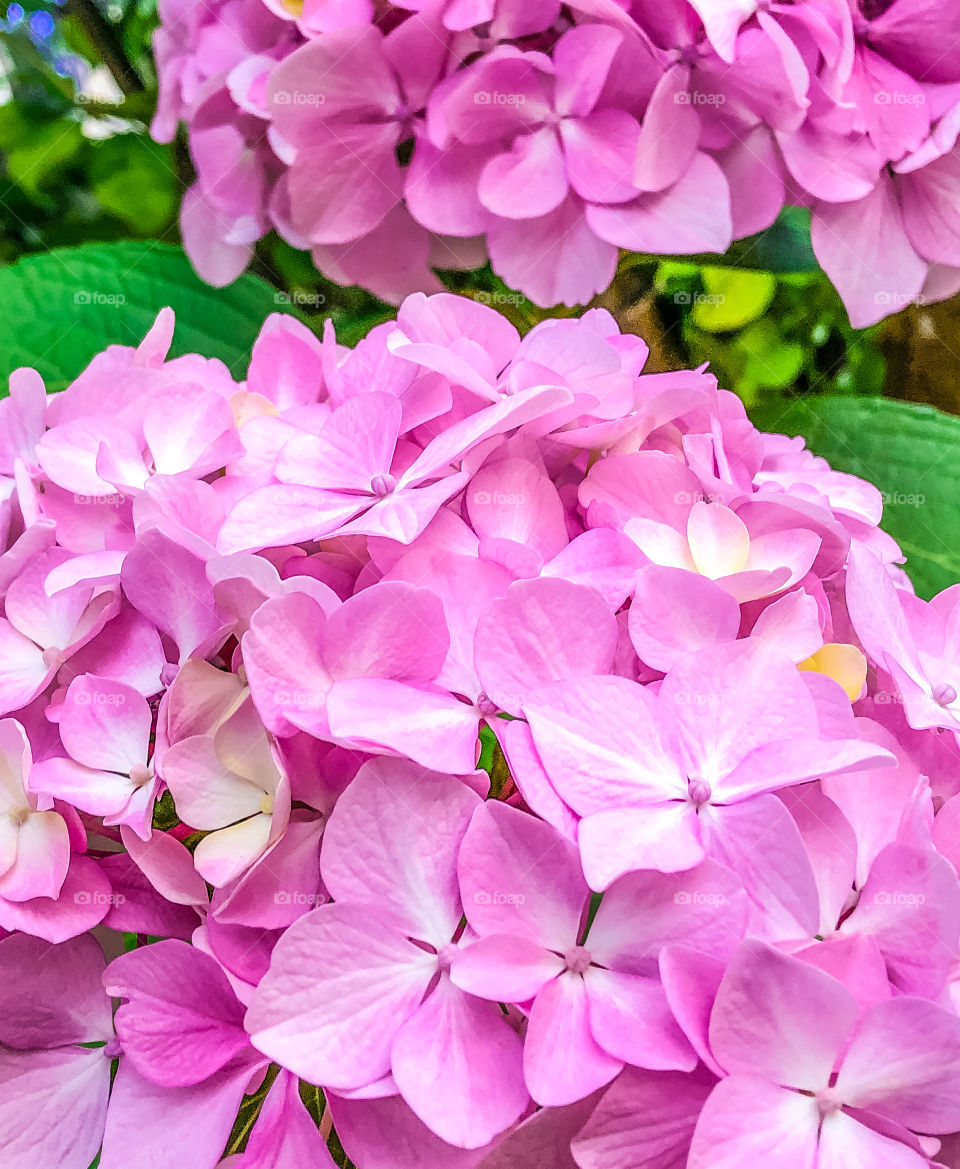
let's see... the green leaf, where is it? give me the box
[722,207,819,274]
[0,241,298,393]
[751,396,960,598]
[691,268,777,333]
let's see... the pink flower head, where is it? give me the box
[523,638,894,888]
[688,939,960,1168]
[247,760,528,1149]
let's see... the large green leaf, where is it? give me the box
[0,241,297,393]
[752,396,960,599]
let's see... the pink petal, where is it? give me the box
[105,940,249,1087]
[633,65,700,193]
[475,578,618,717]
[457,800,586,950]
[587,154,733,256]
[451,935,563,1003]
[0,932,111,1047]
[246,903,437,1088]
[391,976,528,1148]
[0,810,70,902]
[571,1065,715,1169]
[585,967,697,1070]
[479,128,568,220]
[0,1046,110,1169]
[523,676,684,815]
[231,1069,337,1169]
[99,1057,262,1169]
[837,996,960,1133]
[321,758,480,947]
[811,182,926,329]
[817,1109,928,1169]
[326,678,479,773]
[562,109,642,205]
[628,566,741,672]
[578,803,706,888]
[58,674,151,773]
[708,939,855,1090]
[687,1075,818,1169]
[524,972,623,1106]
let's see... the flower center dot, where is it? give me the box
[563,946,592,975]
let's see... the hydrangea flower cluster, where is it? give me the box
[153,0,960,325]
[3,292,960,1168]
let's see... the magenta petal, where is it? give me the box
[633,65,699,193]
[479,128,569,220]
[328,1091,486,1169]
[232,1069,337,1169]
[99,1057,262,1169]
[105,940,250,1087]
[0,932,111,1047]
[571,1066,715,1169]
[0,1046,110,1169]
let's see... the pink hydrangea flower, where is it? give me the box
[2,296,960,1166]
